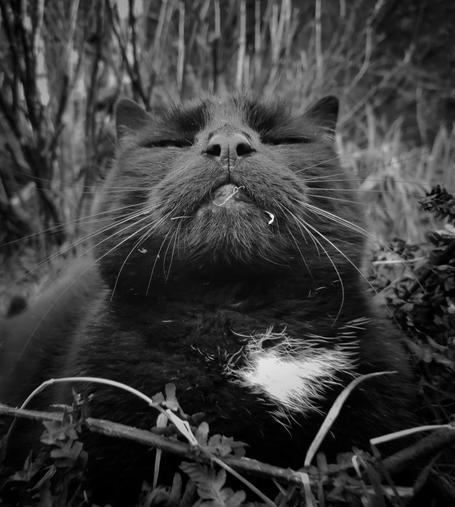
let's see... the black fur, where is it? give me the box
[0,94,415,506]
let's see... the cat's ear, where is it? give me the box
[115,98,150,139]
[304,96,339,134]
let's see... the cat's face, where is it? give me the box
[96,95,364,291]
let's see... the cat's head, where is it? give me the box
[96,94,364,293]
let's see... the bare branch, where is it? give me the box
[106,0,148,107]
[236,0,246,89]
[177,0,185,97]
[0,402,310,486]
[128,0,147,105]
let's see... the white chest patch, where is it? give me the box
[228,326,360,418]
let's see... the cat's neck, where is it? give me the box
[106,270,365,322]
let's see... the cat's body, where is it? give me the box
[0,95,414,505]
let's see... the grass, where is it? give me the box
[339,121,455,244]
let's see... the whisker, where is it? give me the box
[306,176,429,187]
[14,208,167,362]
[275,201,320,255]
[280,203,345,322]
[284,222,311,276]
[110,210,174,299]
[146,230,173,295]
[8,208,152,283]
[0,203,145,249]
[294,156,344,174]
[164,222,182,282]
[293,199,371,239]
[305,194,364,206]
[297,210,379,296]
[36,207,161,273]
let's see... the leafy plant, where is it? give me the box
[370,186,455,440]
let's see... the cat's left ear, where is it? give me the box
[303,96,339,134]
[115,98,151,140]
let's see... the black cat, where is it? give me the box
[0,94,414,505]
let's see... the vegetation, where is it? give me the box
[0,0,455,505]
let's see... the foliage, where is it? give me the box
[370,186,455,426]
[421,186,455,224]
[0,399,88,506]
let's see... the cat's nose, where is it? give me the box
[206,132,253,160]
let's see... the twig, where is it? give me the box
[0,402,312,486]
[211,0,221,93]
[106,0,148,107]
[254,0,261,82]
[13,0,40,129]
[128,0,147,105]
[236,0,246,89]
[47,0,81,158]
[0,0,21,123]
[381,428,455,476]
[176,0,186,97]
[3,400,449,496]
[314,0,323,84]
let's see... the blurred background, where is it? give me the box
[0,0,454,303]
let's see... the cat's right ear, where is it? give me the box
[115,98,150,140]
[303,96,339,134]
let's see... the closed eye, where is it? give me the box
[263,137,312,145]
[140,139,193,148]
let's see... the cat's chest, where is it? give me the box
[82,305,358,419]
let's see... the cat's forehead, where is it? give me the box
[165,95,291,135]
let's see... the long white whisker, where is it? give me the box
[305,194,364,206]
[296,200,371,239]
[295,212,378,297]
[0,202,145,249]
[285,223,311,275]
[110,210,175,299]
[165,222,182,282]
[280,203,346,322]
[294,156,344,174]
[13,206,160,281]
[15,209,166,361]
[146,229,173,295]
[275,202,320,255]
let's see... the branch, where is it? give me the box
[0,402,309,486]
[0,87,22,139]
[381,428,455,475]
[12,0,40,129]
[2,402,453,493]
[176,0,185,97]
[236,0,246,89]
[0,0,21,120]
[47,0,82,157]
[128,0,147,104]
[106,0,148,107]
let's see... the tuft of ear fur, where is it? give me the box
[304,95,339,134]
[115,98,150,139]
